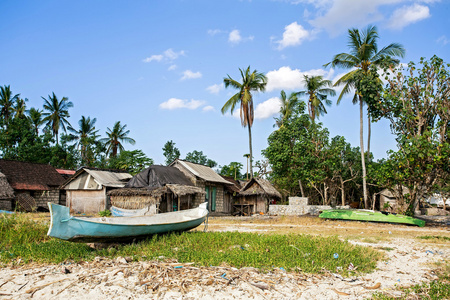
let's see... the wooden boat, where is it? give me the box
[110,205,156,217]
[47,202,208,242]
[319,209,425,227]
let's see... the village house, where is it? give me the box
[170,159,233,214]
[60,167,132,214]
[108,165,204,213]
[236,177,282,215]
[0,172,15,211]
[0,159,66,211]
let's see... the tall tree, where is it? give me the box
[324,25,405,208]
[162,140,180,165]
[67,116,99,165]
[0,85,20,126]
[222,66,267,178]
[27,107,44,136]
[42,92,73,144]
[297,75,335,121]
[100,121,136,158]
[13,98,28,119]
[274,90,298,128]
[185,150,217,168]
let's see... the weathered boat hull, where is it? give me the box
[47,202,208,242]
[110,205,156,217]
[319,209,425,227]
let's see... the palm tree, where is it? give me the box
[67,116,99,164]
[297,75,335,121]
[100,121,136,158]
[13,98,28,119]
[274,90,298,128]
[42,92,73,144]
[0,85,20,126]
[27,107,44,136]
[222,66,267,178]
[324,25,405,208]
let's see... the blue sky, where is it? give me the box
[1,0,449,169]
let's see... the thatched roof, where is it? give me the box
[0,172,14,199]
[170,159,231,185]
[221,176,243,193]
[240,177,281,198]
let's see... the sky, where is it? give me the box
[1,0,449,169]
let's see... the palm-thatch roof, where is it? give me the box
[0,172,14,199]
[239,177,281,198]
[221,176,243,193]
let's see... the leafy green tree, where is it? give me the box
[42,92,73,144]
[67,116,100,166]
[222,66,267,178]
[324,25,405,208]
[100,121,136,158]
[27,107,44,136]
[371,56,450,214]
[13,98,28,119]
[219,162,244,180]
[185,150,217,168]
[297,75,335,122]
[274,90,298,128]
[108,149,153,175]
[0,85,20,126]
[162,140,180,165]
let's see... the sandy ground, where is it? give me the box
[0,216,449,300]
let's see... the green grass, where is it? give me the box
[0,213,382,275]
[417,235,450,242]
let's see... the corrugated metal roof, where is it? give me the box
[175,160,231,184]
[84,168,132,188]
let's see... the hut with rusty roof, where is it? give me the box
[170,159,232,214]
[60,167,132,214]
[237,177,282,215]
[108,165,204,213]
[0,159,66,211]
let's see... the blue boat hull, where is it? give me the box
[47,202,208,242]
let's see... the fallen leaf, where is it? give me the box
[333,288,350,296]
[365,282,381,290]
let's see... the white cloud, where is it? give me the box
[168,64,177,71]
[159,98,205,110]
[208,29,222,36]
[202,105,215,112]
[143,48,185,63]
[229,30,242,43]
[276,22,311,49]
[181,70,202,80]
[266,66,329,92]
[255,97,281,120]
[387,4,431,30]
[437,35,450,45]
[206,83,224,94]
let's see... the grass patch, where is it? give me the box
[0,213,382,275]
[417,235,450,242]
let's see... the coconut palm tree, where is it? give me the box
[100,121,136,158]
[67,116,99,164]
[13,98,28,119]
[42,92,73,144]
[222,66,267,178]
[27,107,44,136]
[274,90,298,128]
[0,85,20,126]
[324,25,405,208]
[297,75,335,122]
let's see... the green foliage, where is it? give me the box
[185,150,217,168]
[100,121,136,158]
[162,140,180,165]
[98,210,111,217]
[219,162,244,180]
[108,149,153,175]
[42,92,73,144]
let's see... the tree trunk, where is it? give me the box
[360,98,368,208]
[299,179,305,197]
[367,114,371,160]
[248,125,253,179]
[340,177,345,206]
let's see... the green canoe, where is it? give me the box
[319,209,425,227]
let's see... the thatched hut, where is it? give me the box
[236,177,282,215]
[0,172,15,211]
[108,165,205,213]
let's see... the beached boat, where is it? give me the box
[319,209,425,227]
[47,202,209,242]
